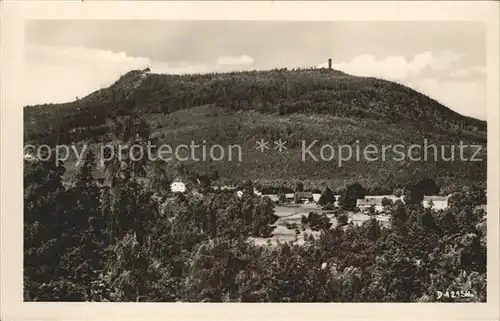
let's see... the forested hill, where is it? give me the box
[23,68,487,191]
[24,68,486,143]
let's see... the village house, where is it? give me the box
[355,194,451,211]
[236,188,263,198]
[214,185,237,191]
[422,195,450,210]
[364,195,404,202]
[265,194,280,203]
[356,198,384,213]
[170,178,186,193]
[294,191,314,204]
[312,193,340,206]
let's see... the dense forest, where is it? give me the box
[24,114,487,302]
[23,68,487,192]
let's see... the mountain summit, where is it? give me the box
[24,68,487,191]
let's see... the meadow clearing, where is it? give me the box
[249,203,390,246]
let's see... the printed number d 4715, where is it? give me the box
[436,290,474,300]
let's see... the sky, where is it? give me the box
[24,20,487,120]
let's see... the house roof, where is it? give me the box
[218,185,237,191]
[423,195,449,202]
[295,191,313,198]
[356,198,384,206]
[265,195,280,202]
[365,195,402,200]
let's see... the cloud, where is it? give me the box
[216,55,254,66]
[151,61,211,75]
[450,69,470,78]
[318,50,464,81]
[24,44,485,120]
[472,66,486,74]
[408,78,486,120]
[24,44,152,105]
[317,51,486,119]
[151,55,255,74]
[451,66,486,78]
[24,45,255,105]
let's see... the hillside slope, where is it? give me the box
[143,105,486,191]
[23,68,487,191]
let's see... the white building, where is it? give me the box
[214,185,237,191]
[423,195,450,210]
[236,189,263,198]
[264,194,280,202]
[312,193,340,206]
[356,198,384,213]
[170,179,186,193]
[365,195,404,202]
[353,194,451,212]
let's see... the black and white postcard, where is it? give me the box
[1,1,499,321]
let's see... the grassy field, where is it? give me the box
[249,204,390,246]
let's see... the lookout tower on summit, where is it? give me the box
[328,58,332,70]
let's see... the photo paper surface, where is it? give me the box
[1,1,499,320]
